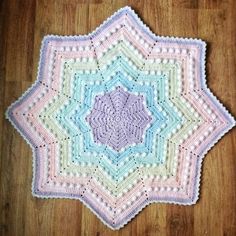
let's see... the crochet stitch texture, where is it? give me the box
[6,6,235,230]
[86,86,153,151]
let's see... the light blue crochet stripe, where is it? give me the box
[55,55,183,180]
[73,71,165,162]
[52,58,183,180]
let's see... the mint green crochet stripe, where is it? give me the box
[37,44,203,195]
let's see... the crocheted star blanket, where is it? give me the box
[6,6,235,230]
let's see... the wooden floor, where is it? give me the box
[0,0,236,235]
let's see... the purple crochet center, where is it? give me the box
[86,86,152,152]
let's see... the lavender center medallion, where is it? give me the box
[86,86,152,152]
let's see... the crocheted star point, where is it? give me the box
[6,6,235,230]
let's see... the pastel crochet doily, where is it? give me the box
[6,6,235,230]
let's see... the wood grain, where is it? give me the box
[0,0,235,235]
